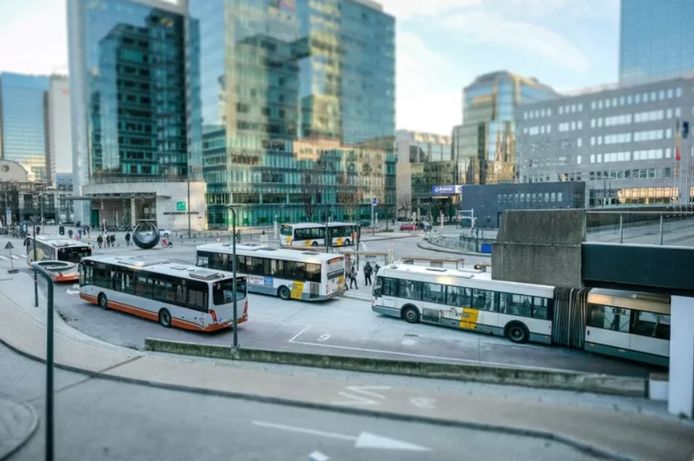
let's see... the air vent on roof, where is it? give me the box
[425,267,447,273]
[189,270,224,281]
[170,265,189,271]
[301,251,319,255]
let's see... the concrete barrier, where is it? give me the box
[144,338,646,397]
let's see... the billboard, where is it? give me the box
[431,185,462,196]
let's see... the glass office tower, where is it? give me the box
[0,73,50,182]
[458,71,557,185]
[188,0,396,227]
[620,0,694,84]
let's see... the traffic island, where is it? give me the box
[144,338,646,397]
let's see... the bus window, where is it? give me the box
[471,289,494,311]
[305,263,321,283]
[381,277,397,296]
[422,282,445,304]
[398,279,421,300]
[446,286,471,306]
[532,297,549,319]
[213,279,246,305]
[188,282,208,312]
[588,305,630,333]
[500,293,533,317]
[632,311,670,340]
[280,225,292,236]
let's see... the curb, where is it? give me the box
[340,292,371,301]
[0,328,635,461]
[144,338,647,397]
[0,398,39,461]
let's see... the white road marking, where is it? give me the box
[252,421,430,452]
[288,325,312,343]
[401,338,416,346]
[0,256,8,261]
[308,451,330,461]
[331,385,390,406]
[317,333,330,342]
[409,397,436,409]
[11,255,20,260]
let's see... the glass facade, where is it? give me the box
[188,0,396,228]
[620,0,694,84]
[459,71,556,185]
[0,73,50,182]
[82,0,187,182]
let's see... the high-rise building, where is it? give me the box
[188,0,396,228]
[68,0,206,230]
[620,0,694,85]
[0,72,50,183]
[47,75,73,186]
[516,75,694,207]
[458,71,557,185]
[395,130,455,220]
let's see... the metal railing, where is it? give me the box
[585,210,694,247]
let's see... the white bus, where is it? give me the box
[79,255,248,332]
[196,242,345,301]
[26,235,92,282]
[373,264,671,366]
[585,289,669,367]
[372,264,554,344]
[280,222,357,248]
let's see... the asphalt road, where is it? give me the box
[1,343,602,461]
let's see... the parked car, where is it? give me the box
[420,221,432,231]
[158,228,171,238]
[399,223,417,231]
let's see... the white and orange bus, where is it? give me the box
[26,235,92,282]
[79,255,248,332]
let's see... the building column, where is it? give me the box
[669,295,694,418]
[130,198,136,226]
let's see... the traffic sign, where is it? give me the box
[4,241,13,250]
[431,185,463,196]
[176,201,187,212]
[371,197,378,207]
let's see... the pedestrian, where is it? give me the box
[363,261,373,286]
[111,233,116,247]
[125,231,131,246]
[67,229,73,239]
[59,225,65,236]
[77,228,83,240]
[86,225,90,236]
[374,263,381,275]
[349,265,358,289]
[97,234,103,248]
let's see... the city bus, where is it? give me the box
[79,255,248,332]
[373,264,671,366]
[26,235,92,282]
[280,222,357,248]
[196,242,345,301]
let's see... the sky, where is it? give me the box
[0,0,620,136]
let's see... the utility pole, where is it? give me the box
[228,206,238,349]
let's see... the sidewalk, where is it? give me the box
[0,272,693,461]
[0,396,37,460]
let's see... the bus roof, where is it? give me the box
[32,235,90,248]
[378,264,556,297]
[197,243,344,264]
[82,255,239,282]
[281,222,355,229]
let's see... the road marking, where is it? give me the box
[11,255,20,260]
[409,397,436,409]
[401,338,416,346]
[288,325,312,343]
[252,421,430,452]
[309,451,330,461]
[66,289,80,295]
[318,333,330,342]
[332,385,390,406]
[0,256,7,261]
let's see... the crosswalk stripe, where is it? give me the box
[0,256,8,261]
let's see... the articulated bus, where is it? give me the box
[373,264,670,366]
[280,222,357,248]
[26,235,92,282]
[196,243,345,301]
[79,255,248,332]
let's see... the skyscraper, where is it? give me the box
[0,72,50,183]
[620,0,694,84]
[188,0,396,228]
[458,71,557,185]
[47,75,73,186]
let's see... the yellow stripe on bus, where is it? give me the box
[291,281,304,299]
[336,237,343,246]
[459,308,479,330]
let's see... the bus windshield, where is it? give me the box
[213,279,247,305]
[58,246,92,263]
[327,257,344,279]
[280,225,292,236]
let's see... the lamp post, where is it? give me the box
[227,206,238,349]
[33,224,38,307]
[32,262,54,461]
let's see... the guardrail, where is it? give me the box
[585,210,694,247]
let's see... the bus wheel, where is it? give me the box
[311,241,318,247]
[158,309,172,328]
[402,305,420,323]
[97,293,108,310]
[344,239,351,246]
[506,322,529,343]
[278,286,291,300]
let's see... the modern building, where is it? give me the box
[460,182,586,229]
[516,75,694,207]
[0,72,50,183]
[395,130,456,220]
[457,71,558,185]
[53,173,75,224]
[620,0,694,85]
[47,75,73,186]
[0,160,51,227]
[68,0,206,230]
[188,0,396,228]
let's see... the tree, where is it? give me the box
[397,190,412,219]
[337,171,360,221]
[300,164,322,222]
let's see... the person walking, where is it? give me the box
[374,263,381,276]
[67,229,73,239]
[349,265,358,289]
[363,262,373,286]
[97,234,103,248]
[125,231,131,246]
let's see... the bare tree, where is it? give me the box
[397,190,411,219]
[337,171,360,222]
[300,164,322,222]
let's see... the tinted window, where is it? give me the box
[588,305,630,333]
[213,278,246,305]
[533,297,550,319]
[632,311,670,340]
[421,282,444,304]
[471,289,494,311]
[446,286,471,306]
[304,263,321,283]
[381,277,397,296]
[500,293,533,317]
[398,279,421,300]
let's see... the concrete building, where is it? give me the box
[47,75,73,186]
[395,130,455,220]
[457,71,558,185]
[516,75,694,207]
[0,160,50,226]
[620,0,694,85]
[188,0,396,228]
[68,0,206,231]
[0,72,50,183]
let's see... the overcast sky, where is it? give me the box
[0,0,620,135]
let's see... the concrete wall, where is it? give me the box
[492,209,585,287]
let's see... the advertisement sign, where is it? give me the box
[431,185,462,196]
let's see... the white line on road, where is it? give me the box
[0,256,7,261]
[309,451,330,461]
[252,421,430,451]
[332,385,390,406]
[288,325,312,343]
[11,255,20,260]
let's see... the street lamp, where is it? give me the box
[227,206,238,349]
